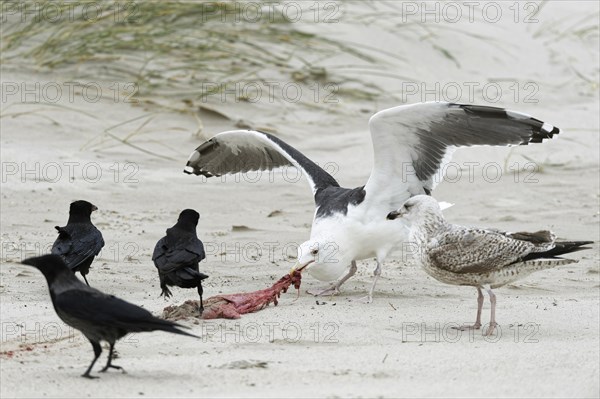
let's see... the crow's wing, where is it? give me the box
[52,225,104,270]
[152,236,168,262]
[153,234,205,275]
[175,267,209,282]
[54,289,193,335]
[51,226,73,256]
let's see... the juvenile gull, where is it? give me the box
[387,195,593,335]
[184,102,561,302]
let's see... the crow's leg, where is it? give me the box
[100,342,125,373]
[197,284,204,315]
[159,284,173,300]
[81,340,102,379]
[453,287,484,331]
[79,261,92,286]
[307,261,357,297]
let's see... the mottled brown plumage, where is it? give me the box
[387,195,593,336]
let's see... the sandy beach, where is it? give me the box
[1,1,599,398]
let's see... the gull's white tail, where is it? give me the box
[439,201,454,211]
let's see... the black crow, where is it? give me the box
[22,254,198,379]
[152,209,208,314]
[51,200,104,286]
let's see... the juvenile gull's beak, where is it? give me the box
[387,210,403,220]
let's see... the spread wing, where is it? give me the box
[184,130,339,195]
[51,225,104,270]
[363,102,560,217]
[427,228,555,274]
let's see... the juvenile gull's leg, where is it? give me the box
[354,260,382,304]
[453,287,484,330]
[307,261,357,297]
[484,286,498,336]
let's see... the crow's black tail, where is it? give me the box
[132,316,200,338]
[156,322,200,339]
[522,241,593,262]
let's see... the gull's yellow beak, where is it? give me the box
[290,261,312,275]
[289,261,300,276]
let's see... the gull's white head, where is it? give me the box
[292,236,350,282]
[386,195,442,223]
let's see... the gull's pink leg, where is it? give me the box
[353,261,381,304]
[484,288,498,336]
[307,261,357,297]
[453,287,484,331]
